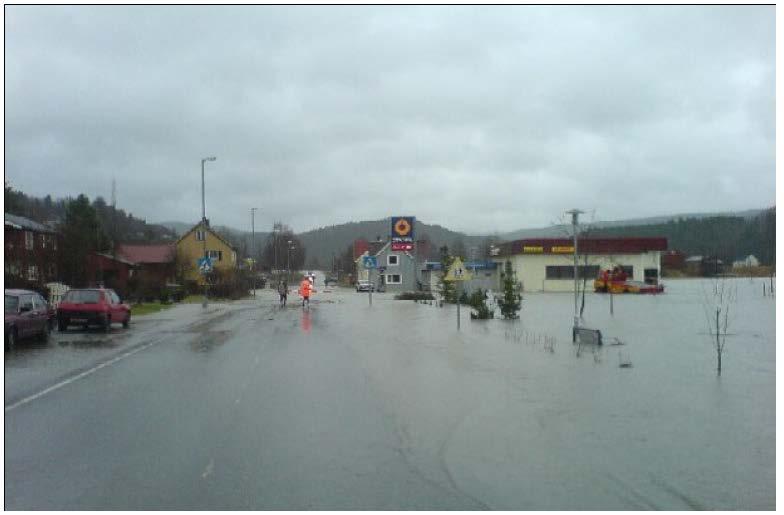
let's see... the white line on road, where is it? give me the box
[5,338,162,413]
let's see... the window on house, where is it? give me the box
[388,255,399,266]
[207,250,222,261]
[196,230,206,241]
[25,231,34,250]
[40,234,47,249]
[386,274,402,284]
[27,265,38,281]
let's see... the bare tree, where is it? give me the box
[701,278,737,375]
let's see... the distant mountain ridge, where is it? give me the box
[157,207,773,267]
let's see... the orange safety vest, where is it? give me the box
[299,280,311,297]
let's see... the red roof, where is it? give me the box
[501,237,667,256]
[116,243,175,264]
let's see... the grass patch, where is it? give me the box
[131,302,175,316]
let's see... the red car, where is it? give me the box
[5,289,54,347]
[57,288,131,332]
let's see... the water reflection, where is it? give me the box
[300,309,311,334]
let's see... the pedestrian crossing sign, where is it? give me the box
[444,257,472,282]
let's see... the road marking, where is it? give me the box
[201,458,214,479]
[5,338,162,413]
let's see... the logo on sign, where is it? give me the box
[551,246,575,254]
[391,216,415,242]
[391,242,414,251]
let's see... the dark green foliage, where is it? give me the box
[4,182,177,244]
[469,288,494,319]
[592,209,776,266]
[458,289,469,305]
[498,261,522,319]
[60,195,108,286]
[394,291,434,301]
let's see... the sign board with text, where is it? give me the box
[391,216,415,243]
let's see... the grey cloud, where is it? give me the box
[5,5,775,234]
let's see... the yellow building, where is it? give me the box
[175,220,238,285]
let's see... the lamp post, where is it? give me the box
[287,240,294,280]
[201,156,216,308]
[251,207,258,298]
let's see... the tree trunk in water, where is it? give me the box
[716,308,721,375]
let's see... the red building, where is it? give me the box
[85,252,135,294]
[662,250,686,270]
[116,243,176,285]
[4,213,61,288]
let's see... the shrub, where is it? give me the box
[394,291,435,301]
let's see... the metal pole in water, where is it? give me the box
[457,282,461,330]
[567,209,583,341]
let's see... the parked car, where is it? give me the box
[5,289,54,347]
[355,280,375,292]
[56,288,131,332]
[324,276,338,287]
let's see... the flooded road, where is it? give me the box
[4,277,775,509]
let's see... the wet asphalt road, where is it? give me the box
[5,277,776,510]
[4,287,486,510]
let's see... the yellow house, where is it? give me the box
[175,220,238,285]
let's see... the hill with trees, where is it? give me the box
[589,208,775,265]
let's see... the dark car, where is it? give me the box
[57,288,131,332]
[324,276,338,287]
[5,289,53,347]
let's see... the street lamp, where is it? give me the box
[201,156,216,308]
[250,207,258,297]
[287,240,294,280]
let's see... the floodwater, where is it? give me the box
[5,276,774,509]
[329,277,775,510]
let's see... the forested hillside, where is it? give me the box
[590,208,775,265]
[5,182,177,243]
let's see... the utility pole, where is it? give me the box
[251,207,258,298]
[567,209,583,341]
[201,156,216,308]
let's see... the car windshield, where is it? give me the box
[5,295,19,314]
[63,290,101,304]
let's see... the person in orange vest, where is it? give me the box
[299,276,312,307]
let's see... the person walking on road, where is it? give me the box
[299,277,312,308]
[278,280,288,307]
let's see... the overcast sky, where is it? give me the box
[5,5,776,234]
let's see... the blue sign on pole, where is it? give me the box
[362,256,377,269]
[198,256,214,274]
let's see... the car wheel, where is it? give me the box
[104,316,111,333]
[58,318,68,332]
[122,314,130,328]
[40,323,50,341]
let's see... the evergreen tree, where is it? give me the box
[60,194,109,286]
[498,260,522,319]
[437,245,457,303]
[469,288,494,319]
